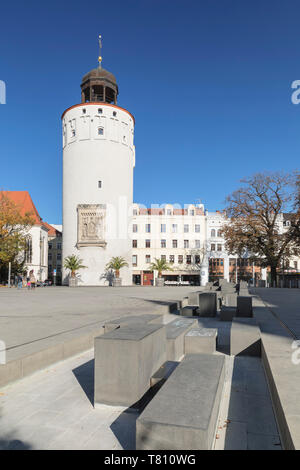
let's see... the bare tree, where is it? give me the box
[222,172,300,287]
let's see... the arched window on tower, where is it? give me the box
[211,229,216,238]
[217,229,222,237]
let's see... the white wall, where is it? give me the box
[62,103,135,285]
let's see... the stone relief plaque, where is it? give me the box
[77,204,106,247]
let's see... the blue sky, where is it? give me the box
[1,0,300,223]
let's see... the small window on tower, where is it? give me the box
[98,127,104,136]
[71,129,76,137]
[113,111,117,117]
[82,109,86,114]
[98,181,102,188]
[98,108,103,114]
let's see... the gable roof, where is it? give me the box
[0,191,45,227]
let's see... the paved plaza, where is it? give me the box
[0,286,300,450]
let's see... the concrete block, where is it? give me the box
[180,306,198,317]
[94,324,166,407]
[220,306,236,321]
[188,291,201,306]
[224,293,237,307]
[237,296,253,318]
[136,354,225,450]
[230,318,261,357]
[103,314,162,333]
[166,318,198,361]
[184,328,217,354]
[197,292,217,317]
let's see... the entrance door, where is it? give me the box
[143,272,153,286]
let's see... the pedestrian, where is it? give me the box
[17,274,23,289]
[30,271,36,290]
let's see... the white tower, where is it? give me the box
[62,40,135,285]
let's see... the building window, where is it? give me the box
[211,244,216,251]
[146,255,151,264]
[82,109,86,114]
[161,239,166,248]
[145,224,151,233]
[161,255,166,261]
[145,239,151,248]
[57,243,61,250]
[190,210,195,216]
[113,111,117,117]
[217,244,222,251]
[133,209,138,216]
[161,224,166,233]
[57,253,62,261]
[186,255,192,264]
[195,255,200,264]
[132,255,137,266]
[178,255,183,264]
[132,240,137,248]
[98,108,103,114]
[71,129,76,137]
[217,229,222,237]
[211,229,216,237]
[172,224,178,233]
[172,240,178,248]
[184,224,189,233]
[133,224,138,233]
[184,240,189,249]
[167,209,172,215]
[195,225,200,233]
[169,255,175,264]
[195,240,200,249]
[48,253,52,261]
[98,181,102,188]
[49,243,52,250]
[98,127,104,136]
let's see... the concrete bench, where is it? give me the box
[184,328,217,354]
[166,318,198,361]
[224,292,237,307]
[236,296,253,317]
[188,291,202,306]
[136,354,225,450]
[103,314,162,333]
[220,306,236,321]
[94,323,166,407]
[230,318,261,356]
[180,305,198,317]
[197,292,217,317]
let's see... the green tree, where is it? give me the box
[149,258,173,278]
[105,256,129,278]
[63,255,87,278]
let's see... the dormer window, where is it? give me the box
[98,127,104,136]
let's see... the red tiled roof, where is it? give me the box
[0,191,44,226]
[43,221,61,236]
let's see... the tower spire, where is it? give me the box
[98,35,102,69]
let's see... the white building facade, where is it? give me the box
[62,67,135,285]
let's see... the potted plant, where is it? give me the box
[105,256,129,287]
[149,258,173,287]
[63,254,86,287]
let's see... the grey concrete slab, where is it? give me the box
[237,296,253,317]
[103,314,162,333]
[94,324,166,407]
[220,306,236,322]
[184,328,217,354]
[197,292,217,317]
[180,306,198,317]
[165,318,198,361]
[230,318,261,357]
[224,293,237,307]
[136,354,225,450]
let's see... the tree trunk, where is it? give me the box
[270,265,277,287]
[115,269,120,278]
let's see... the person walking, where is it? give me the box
[17,274,23,289]
[30,271,36,290]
